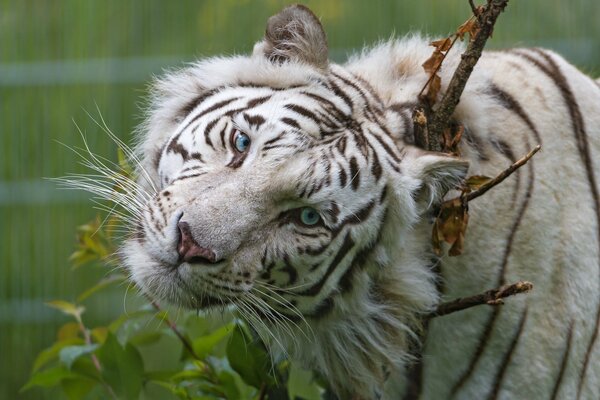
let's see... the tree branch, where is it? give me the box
[427,281,533,319]
[464,145,540,202]
[413,0,509,152]
[429,0,509,142]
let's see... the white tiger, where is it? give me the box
[106,5,600,399]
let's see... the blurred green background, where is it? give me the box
[1,0,598,398]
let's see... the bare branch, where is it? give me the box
[428,280,533,319]
[413,0,509,152]
[427,0,509,142]
[465,144,541,202]
[468,0,479,16]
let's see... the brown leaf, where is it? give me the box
[441,124,464,155]
[430,37,453,52]
[457,17,480,41]
[422,50,444,74]
[464,175,493,190]
[426,74,442,105]
[433,197,469,256]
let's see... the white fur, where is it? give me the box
[119,8,600,400]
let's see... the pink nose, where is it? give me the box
[177,221,217,264]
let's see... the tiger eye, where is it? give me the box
[233,130,250,153]
[300,207,320,226]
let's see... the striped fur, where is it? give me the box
[117,5,600,399]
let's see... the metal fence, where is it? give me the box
[1,0,598,398]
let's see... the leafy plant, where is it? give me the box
[26,154,324,400]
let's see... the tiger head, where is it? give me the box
[122,4,468,394]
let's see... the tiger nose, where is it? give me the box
[176,221,217,264]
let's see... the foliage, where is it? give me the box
[26,156,324,400]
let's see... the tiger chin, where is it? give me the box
[117,5,600,400]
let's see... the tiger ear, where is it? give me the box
[253,4,329,70]
[403,147,469,208]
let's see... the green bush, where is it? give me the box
[24,152,324,400]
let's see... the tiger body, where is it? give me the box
[119,5,600,399]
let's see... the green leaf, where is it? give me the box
[57,322,81,341]
[61,377,96,400]
[70,357,102,381]
[59,344,99,369]
[21,366,83,392]
[91,326,108,344]
[150,381,190,399]
[144,370,179,382]
[170,368,206,383]
[287,364,322,400]
[77,274,126,303]
[108,308,154,332]
[46,300,85,321]
[128,331,164,346]
[192,322,234,359]
[32,338,85,373]
[69,249,99,268]
[217,369,242,400]
[95,332,144,400]
[226,325,273,389]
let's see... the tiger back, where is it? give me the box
[117,5,600,399]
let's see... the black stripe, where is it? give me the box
[332,71,378,119]
[488,83,541,143]
[349,157,360,190]
[367,128,402,163]
[514,49,600,398]
[181,96,240,133]
[298,233,355,296]
[487,308,528,400]
[203,119,219,149]
[178,88,221,119]
[280,117,301,130]
[551,320,574,400]
[243,113,266,127]
[302,91,348,124]
[284,104,321,125]
[327,78,353,110]
[246,95,272,108]
[451,87,540,396]
[339,207,386,294]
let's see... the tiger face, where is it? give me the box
[123,5,467,325]
[127,83,390,316]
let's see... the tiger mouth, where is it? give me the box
[174,270,234,309]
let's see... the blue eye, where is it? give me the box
[233,131,250,153]
[300,207,320,226]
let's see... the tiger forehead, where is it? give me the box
[182,83,356,138]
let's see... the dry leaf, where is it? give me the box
[426,74,442,105]
[432,197,469,256]
[430,37,453,52]
[441,124,464,155]
[422,50,444,74]
[457,17,480,41]
[464,175,493,191]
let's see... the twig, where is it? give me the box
[148,299,201,360]
[76,316,118,399]
[464,145,541,202]
[427,0,509,143]
[468,0,478,15]
[413,0,509,152]
[258,382,268,400]
[427,280,533,318]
